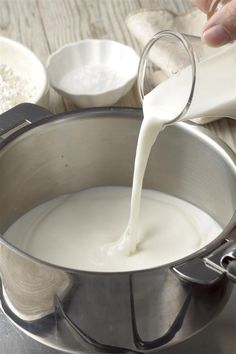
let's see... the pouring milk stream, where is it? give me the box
[103,38,236,258]
[4,34,236,271]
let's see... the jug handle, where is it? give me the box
[0,103,52,141]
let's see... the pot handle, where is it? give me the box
[0,103,52,139]
[174,239,236,285]
[204,242,236,283]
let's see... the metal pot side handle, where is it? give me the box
[174,240,236,285]
[0,103,52,140]
[205,243,236,283]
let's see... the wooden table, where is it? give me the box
[0,0,236,151]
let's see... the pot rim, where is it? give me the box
[0,106,236,275]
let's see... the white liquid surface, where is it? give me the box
[4,187,221,272]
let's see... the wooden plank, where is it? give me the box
[138,0,193,14]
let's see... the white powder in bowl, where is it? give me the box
[0,64,37,114]
[59,64,124,95]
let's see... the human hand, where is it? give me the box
[192,0,236,46]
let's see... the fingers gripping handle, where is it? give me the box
[208,0,232,18]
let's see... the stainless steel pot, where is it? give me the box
[0,103,236,354]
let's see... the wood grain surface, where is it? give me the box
[0,0,236,151]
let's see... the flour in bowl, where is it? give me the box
[0,64,37,113]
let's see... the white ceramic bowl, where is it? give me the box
[46,39,140,107]
[0,37,48,108]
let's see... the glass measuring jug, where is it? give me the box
[137,30,236,125]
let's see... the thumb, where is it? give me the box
[202,0,236,46]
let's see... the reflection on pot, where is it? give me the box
[0,243,71,321]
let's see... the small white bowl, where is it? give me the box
[0,37,48,108]
[46,39,140,107]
